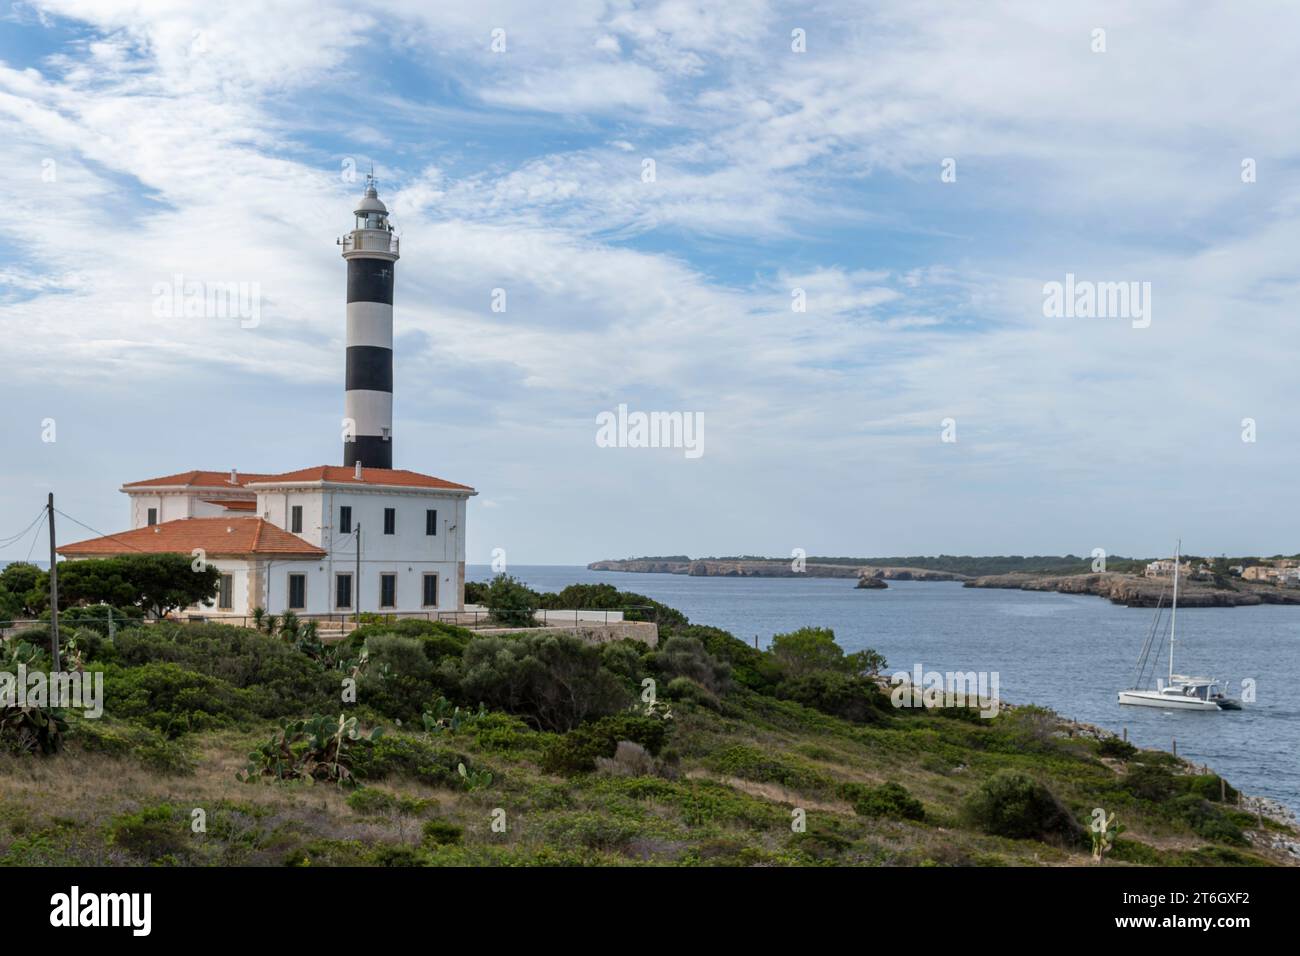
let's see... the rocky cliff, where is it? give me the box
[588,559,971,581]
[964,572,1300,607]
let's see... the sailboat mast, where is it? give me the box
[1169,539,1180,683]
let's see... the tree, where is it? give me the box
[0,561,44,617]
[769,626,885,678]
[536,582,687,626]
[481,574,539,627]
[52,554,220,619]
[0,587,21,629]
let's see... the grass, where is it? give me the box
[2,617,1294,867]
[2,690,1290,867]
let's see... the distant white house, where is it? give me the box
[58,464,475,619]
[1143,559,1190,579]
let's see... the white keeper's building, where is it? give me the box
[57,178,477,619]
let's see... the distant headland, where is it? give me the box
[588,554,1300,608]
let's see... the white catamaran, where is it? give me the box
[1117,541,1242,711]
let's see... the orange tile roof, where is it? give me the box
[249,465,475,492]
[58,518,326,559]
[123,470,272,489]
[201,498,257,511]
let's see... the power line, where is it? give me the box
[53,508,153,556]
[0,506,48,549]
[23,513,44,563]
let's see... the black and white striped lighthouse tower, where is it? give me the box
[340,175,399,469]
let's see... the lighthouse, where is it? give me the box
[340,175,399,469]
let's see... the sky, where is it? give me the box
[1,0,1298,565]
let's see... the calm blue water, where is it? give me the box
[469,565,1300,813]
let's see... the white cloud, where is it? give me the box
[3,0,1300,561]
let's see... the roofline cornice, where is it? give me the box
[245,480,476,496]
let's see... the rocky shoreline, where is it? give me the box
[588,558,970,581]
[964,571,1300,607]
[589,559,1300,608]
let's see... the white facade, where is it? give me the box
[119,470,473,619]
[250,480,469,618]
[129,490,252,526]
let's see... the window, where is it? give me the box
[290,505,303,534]
[339,505,352,535]
[288,573,306,610]
[335,573,353,610]
[218,574,233,610]
[422,573,438,607]
[380,573,397,608]
[383,508,395,535]
[147,507,157,526]
[426,509,437,536]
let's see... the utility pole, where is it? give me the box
[355,523,361,627]
[47,492,60,671]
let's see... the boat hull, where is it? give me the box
[1117,690,1222,711]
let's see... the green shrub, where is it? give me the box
[600,640,649,687]
[455,633,631,731]
[51,604,143,640]
[1097,736,1138,760]
[769,627,885,678]
[481,574,539,627]
[789,829,854,861]
[663,676,721,711]
[343,618,471,660]
[283,838,371,867]
[540,715,669,775]
[535,582,688,627]
[654,636,731,695]
[961,770,1082,843]
[544,812,642,851]
[350,733,470,789]
[775,671,887,724]
[707,744,833,794]
[112,623,337,717]
[470,712,540,755]
[69,716,194,773]
[1123,762,1178,802]
[1168,794,1246,845]
[356,634,457,721]
[422,819,463,846]
[102,662,259,737]
[1109,838,1163,865]
[839,781,925,821]
[346,788,399,815]
[1184,773,1237,803]
[369,844,427,867]
[106,804,189,863]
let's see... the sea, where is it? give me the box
[468,564,1300,814]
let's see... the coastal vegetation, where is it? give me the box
[467,577,687,627]
[0,556,218,627]
[1,586,1293,867]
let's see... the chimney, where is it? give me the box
[229,468,238,485]
[354,461,363,480]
